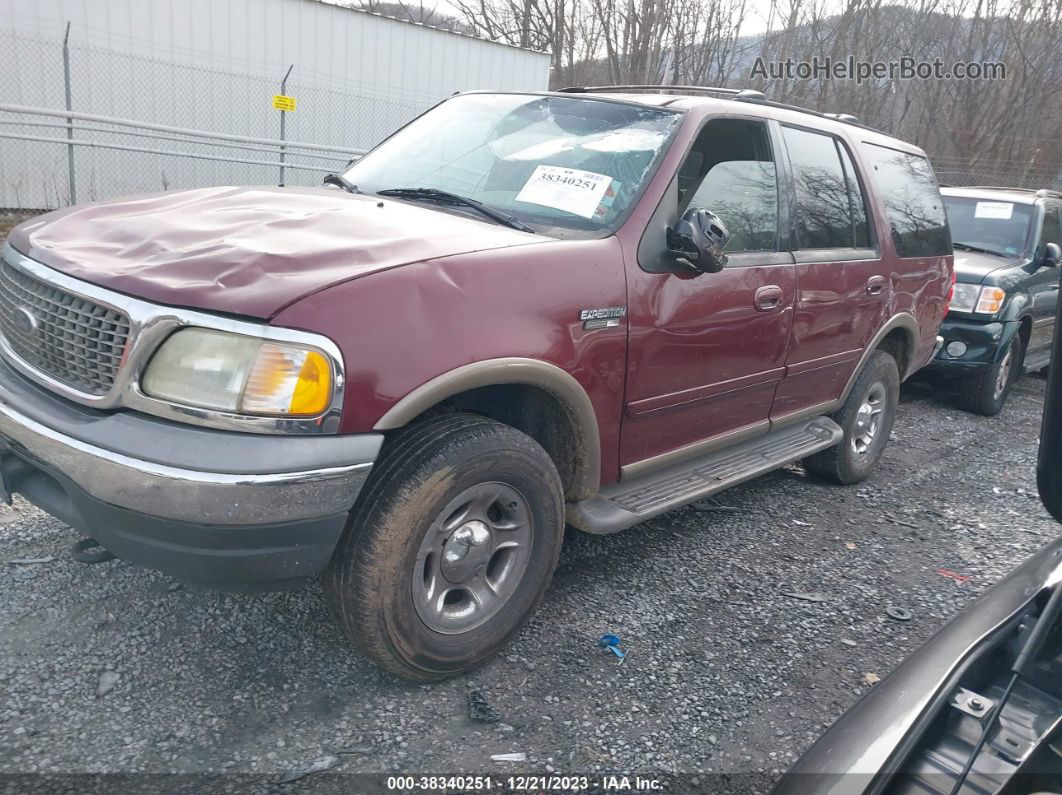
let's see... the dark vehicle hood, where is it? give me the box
[9,186,543,319]
[953,249,1018,284]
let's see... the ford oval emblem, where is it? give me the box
[13,306,39,336]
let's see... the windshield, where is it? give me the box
[942,195,1034,258]
[343,93,682,236]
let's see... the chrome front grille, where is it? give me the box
[0,257,131,395]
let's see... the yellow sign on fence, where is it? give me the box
[272,94,296,112]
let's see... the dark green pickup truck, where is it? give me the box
[928,186,1062,415]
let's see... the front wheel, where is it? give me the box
[804,350,900,485]
[323,413,565,681]
[957,334,1022,416]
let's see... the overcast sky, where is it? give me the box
[334,0,781,39]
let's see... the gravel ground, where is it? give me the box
[0,372,1057,791]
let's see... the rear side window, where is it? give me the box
[863,143,950,257]
[782,126,871,250]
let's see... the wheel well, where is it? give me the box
[404,384,590,501]
[1019,315,1033,349]
[876,327,913,378]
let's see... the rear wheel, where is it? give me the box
[957,334,1022,416]
[805,350,900,485]
[323,413,564,681]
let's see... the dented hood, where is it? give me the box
[9,185,543,319]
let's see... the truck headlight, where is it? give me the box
[141,328,335,416]
[949,284,1005,316]
[949,283,980,313]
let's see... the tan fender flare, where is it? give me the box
[839,313,920,404]
[373,357,602,499]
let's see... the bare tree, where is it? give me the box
[445,0,1061,188]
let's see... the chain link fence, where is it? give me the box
[934,163,1061,192]
[0,24,444,210]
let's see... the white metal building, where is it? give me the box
[0,0,550,208]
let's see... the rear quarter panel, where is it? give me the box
[850,132,952,374]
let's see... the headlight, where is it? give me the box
[949,284,1005,316]
[949,283,980,313]
[141,328,335,416]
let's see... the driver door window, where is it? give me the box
[686,160,779,253]
[680,118,781,257]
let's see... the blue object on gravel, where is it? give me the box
[598,633,625,659]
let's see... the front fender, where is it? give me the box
[269,236,630,488]
[999,291,1031,324]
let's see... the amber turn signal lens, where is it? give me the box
[240,343,333,417]
[291,351,331,415]
[975,287,1005,315]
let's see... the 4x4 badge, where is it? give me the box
[580,306,627,330]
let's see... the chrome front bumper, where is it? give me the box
[0,358,381,527]
[0,400,372,525]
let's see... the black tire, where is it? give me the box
[323,413,565,682]
[957,334,1022,416]
[804,350,900,485]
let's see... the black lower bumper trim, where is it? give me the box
[5,451,348,592]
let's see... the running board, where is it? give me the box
[566,417,843,534]
[1024,350,1051,373]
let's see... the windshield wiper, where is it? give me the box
[953,242,1008,258]
[377,187,535,233]
[323,173,361,194]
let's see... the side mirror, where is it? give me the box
[1042,242,1061,268]
[666,208,730,274]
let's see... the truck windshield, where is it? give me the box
[343,93,682,236]
[942,195,1034,259]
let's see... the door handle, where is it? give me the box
[754,285,784,311]
[866,276,886,296]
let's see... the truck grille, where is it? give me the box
[0,258,131,395]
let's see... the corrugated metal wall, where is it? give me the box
[0,0,551,208]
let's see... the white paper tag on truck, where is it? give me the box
[974,201,1014,220]
[516,165,612,219]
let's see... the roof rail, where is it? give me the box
[555,84,879,132]
[950,186,1061,198]
[731,95,878,131]
[955,185,1036,192]
[557,85,766,100]
[824,112,861,124]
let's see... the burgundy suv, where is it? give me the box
[0,88,952,680]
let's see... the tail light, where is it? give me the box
[944,270,956,314]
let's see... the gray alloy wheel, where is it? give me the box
[804,350,900,485]
[958,333,1023,416]
[850,381,888,458]
[322,413,564,682]
[993,346,1014,401]
[412,481,533,634]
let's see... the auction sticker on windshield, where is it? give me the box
[975,201,1014,219]
[516,165,613,219]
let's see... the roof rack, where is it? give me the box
[557,85,766,100]
[949,186,1062,199]
[736,96,875,130]
[556,84,875,131]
